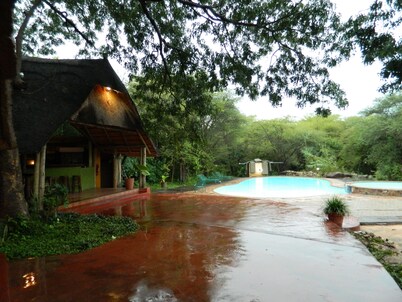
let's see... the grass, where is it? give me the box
[0,213,138,260]
[353,231,402,289]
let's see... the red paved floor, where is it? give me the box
[3,194,402,301]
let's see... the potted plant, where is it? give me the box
[160,175,168,189]
[122,158,136,190]
[123,173,135,190]
[323,196,350,227]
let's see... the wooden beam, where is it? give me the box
[139,147,146,189]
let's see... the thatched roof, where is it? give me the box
[13,57,157,157]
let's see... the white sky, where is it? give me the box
[236,0,384,120]
[56,0,386,120]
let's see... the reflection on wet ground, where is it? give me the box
[4,194,402,301]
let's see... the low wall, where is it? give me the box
[348,185,402,197]
[46,167,95,191]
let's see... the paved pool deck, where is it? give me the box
[203,178,402,224]
[3,191,401,301]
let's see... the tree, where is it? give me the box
[128,75,214,181]
[297,115,346,172]
[14,0,351,108]
[340,93,402,179]
[198,92,247,175]
[348,0,402,92]
[239,118,306,170]
[3,0,364,216]
[362,93,402,179]
[0,0,28,220]
[238,115,347,172]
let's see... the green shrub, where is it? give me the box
[0,213,138,260]
[375,164,402,180]
[323,196,350,216]
[43,183,69,218]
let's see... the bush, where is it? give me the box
[375,164,402,181]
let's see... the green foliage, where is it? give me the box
[347,0,402,92]
[28,184,68,217]
[132,91,402,180]
[14,0,351,112]
[0,213,138,260]
[323,196,350,216]
[302,145,339,174]
[122,157,149,180]
[340,93,402,179]
[42,183,68,218]
[375,164,402,180]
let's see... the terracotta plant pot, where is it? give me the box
[328,213,344,227]
[125,178,134,190]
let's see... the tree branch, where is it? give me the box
[178,0,262,27]
[15,0,43,86]
[43,0,94,47]
[138,0,171,80]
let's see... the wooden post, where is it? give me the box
[88,141,93,167]
[33,152,40,198]
[38,144,46,206]
[117,154,122,187]
[139,147,146,189]
[113,152,119,189]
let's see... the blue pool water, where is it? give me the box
[214,176,347,198]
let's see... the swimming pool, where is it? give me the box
[347,181,402,197]
[214,176,347,198]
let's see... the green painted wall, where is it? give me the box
[46,167,95,191]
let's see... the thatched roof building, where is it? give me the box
[13,57,157,158]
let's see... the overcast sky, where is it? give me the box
[236,0,384,120]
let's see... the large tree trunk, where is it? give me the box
[0,0,29,219]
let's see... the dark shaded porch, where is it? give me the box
[58,188,150,214]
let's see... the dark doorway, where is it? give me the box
[101,153,113,188]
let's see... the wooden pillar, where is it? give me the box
[38,144,46,204]
[139,147,146,189]
[95,149,101,188]
[32,144,46,209]
[88,141,93,167]
[33,152,40,198]
[113,152,119,189]
[117,154,122,187]
[112,153,123,188]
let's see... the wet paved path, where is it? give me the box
[4,194,402,301]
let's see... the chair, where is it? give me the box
[45,176,56,187]
[197,174,221,184]
[71,175,82,193]
[58,176,70,192]
[194,178,206,192]
[211,172,234,181]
